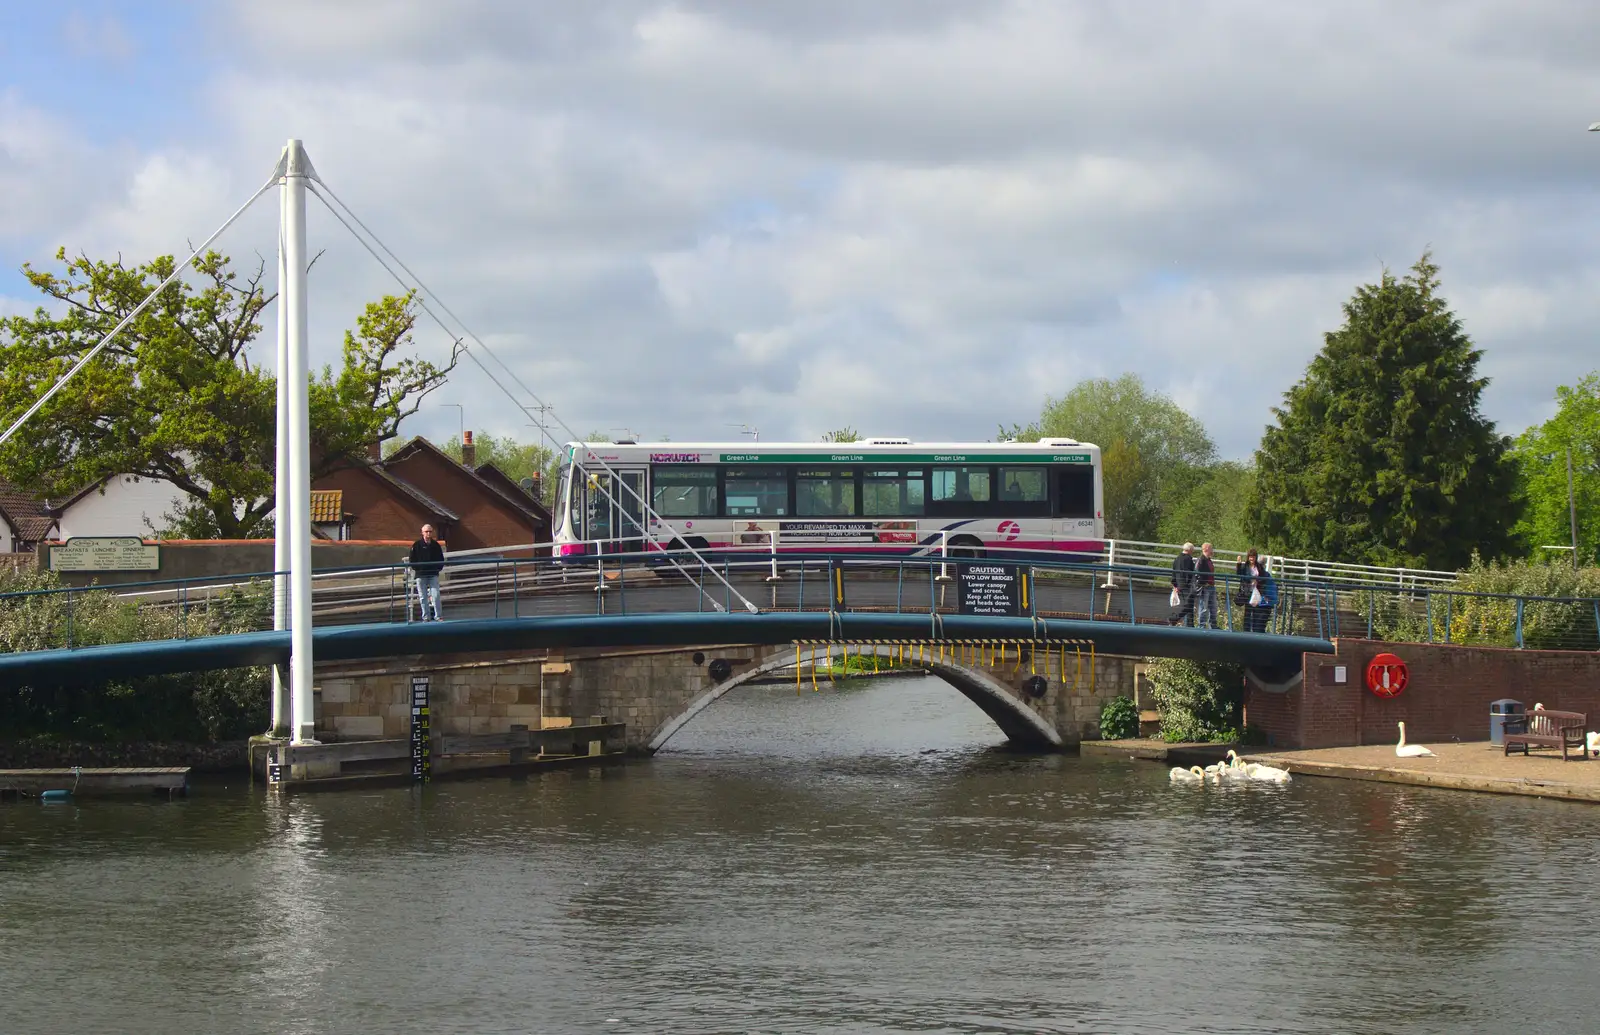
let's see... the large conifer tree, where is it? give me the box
[1246,254,1518,569]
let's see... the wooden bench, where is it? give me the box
[1503,709,1588,761]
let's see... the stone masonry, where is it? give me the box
[312,642,1137,752]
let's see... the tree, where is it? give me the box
[821,426,860,443]
[1510,373,1600,563]
[1005,373,1216,539]
[1246,254,1518,569]
[0,250,454,537]
[1157,462,1256,551]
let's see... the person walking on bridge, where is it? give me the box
[409,524,446,622]
[1169,542,1197,626]
[1235,549,1272,633]
[1195,542,1218,629]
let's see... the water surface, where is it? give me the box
[4,675,1599,1034]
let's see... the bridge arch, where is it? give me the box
[646,646,1062,752]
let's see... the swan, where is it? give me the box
[1395,721,1436,758]
[1169,765,1205,785]
[1244,762,1292,783]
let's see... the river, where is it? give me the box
[3,675,1600,1035]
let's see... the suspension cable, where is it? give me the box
[0,175,281,450]
[303,182,760,613]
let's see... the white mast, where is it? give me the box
[280,139,318,743]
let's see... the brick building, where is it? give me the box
[312,433,549,550]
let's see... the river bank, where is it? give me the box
[1089,736,1600,804]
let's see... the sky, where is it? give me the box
[4,1,1600,460]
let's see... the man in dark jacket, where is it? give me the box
[1196,542,1218,628]
[409,524,446,621]
[1170,542,1197,627]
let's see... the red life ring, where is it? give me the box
[1365,653,1408,698]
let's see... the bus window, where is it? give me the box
[1055,466,1095,518]
[653,465,719,517]
[932,466,991,503]
[999,467,1048,503]
[864,469,925,516]
[725,467,788,516]
[796,468,857,517]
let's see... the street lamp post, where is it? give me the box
[440,403,464,446]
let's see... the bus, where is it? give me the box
[552,438,1103,560]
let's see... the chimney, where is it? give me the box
[367,440,381,462]
[460,429,476,468]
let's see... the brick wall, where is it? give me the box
[314,465,443,543]
[1245,638,1600,749]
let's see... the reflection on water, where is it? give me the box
[4,675,1600,1035]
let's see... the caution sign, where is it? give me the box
[410,675,432,782]
[958,564,1024,617]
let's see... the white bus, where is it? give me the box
[552,438,1103,560]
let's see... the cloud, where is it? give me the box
[62,10,136,63]
[8,0,1600,460]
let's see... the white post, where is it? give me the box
[767,529,781,582]
[270,161,291,736]
[282,139,318,744]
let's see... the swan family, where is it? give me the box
[1170,750,1291,786]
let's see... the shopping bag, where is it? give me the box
[1249,586,1264,607]
[1170,587,1181,607]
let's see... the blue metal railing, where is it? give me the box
[4,549,1600,656]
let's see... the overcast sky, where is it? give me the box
[4,1,1600,459]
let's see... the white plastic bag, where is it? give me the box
[1170,587,1181,607]
[1249,586,1264,607]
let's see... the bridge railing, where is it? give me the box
[1,548,1594,659]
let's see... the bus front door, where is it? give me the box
[583,468,646,555]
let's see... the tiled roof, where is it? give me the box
[385,437,549,521]
[0,480,56,543]
[310,489,344,523]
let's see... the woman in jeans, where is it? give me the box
[1235,549,1273,633]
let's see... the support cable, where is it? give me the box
[303,182,759,614]
[0,175,281,449]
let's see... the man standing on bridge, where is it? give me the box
[1170,542,1197,627]
[409,524,446,622]
[1196,542,1218,629]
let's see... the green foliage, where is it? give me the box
[1510,373,1600,561]
[1445,557,1600,650]
[1247,254,1519,569]
[1006,373,1217,540]
[1156,462,1256,552]
[1097,695,1140,740]
[1146,657,1243,743]
[0,250,455,537]
[0,567,269,741]
[821,427,861,443]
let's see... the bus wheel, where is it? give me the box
[949,535,986,559]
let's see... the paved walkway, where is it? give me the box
[1244,741,1600,803]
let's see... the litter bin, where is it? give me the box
[1489,699,1524,745]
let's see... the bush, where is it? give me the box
[1350,556,1600,650]
[0,568,271,742]
[1146,657,1243,743]
[1098,696,1140,740]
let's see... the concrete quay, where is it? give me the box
[1243,741,1600,804]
